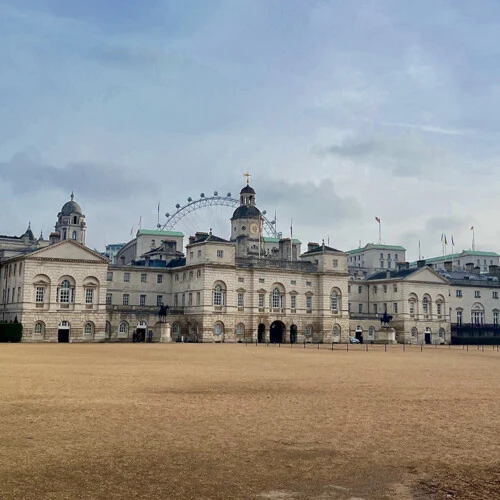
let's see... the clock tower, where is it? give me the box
[230,179,262,256]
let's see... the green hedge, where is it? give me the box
[0,322,23,342]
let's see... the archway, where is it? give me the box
[425,327,431,344]
[58,321,70,343]
[290,324,297,344]
[257,323,265,343]
[270,321,285,343]
[355,325,363,344]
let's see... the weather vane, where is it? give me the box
[244,172,251,185]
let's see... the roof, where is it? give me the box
[60,194,83,216]
[165,257,186,268]
[462,250,500,257]
[137,229,184,237]
[347,243,406,254]
[231,205,261,219]
[188,233,230,245]
[263,237,302,244]
[302,244,343,255]
[240,185,256,195]
[367,269,417,280]
[409,250,500,266]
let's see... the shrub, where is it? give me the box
[0,322,23,342]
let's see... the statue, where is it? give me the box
[380,312,393,327]
[158,304,169,323]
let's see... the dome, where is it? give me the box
[240,185,256,195]
[60,193,83,216]
[232,205,261,219]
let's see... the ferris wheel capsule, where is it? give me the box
[214,191,218,196]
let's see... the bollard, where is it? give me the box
[318,342,320,350]
[421,344,423,352]
[347,343,349,352]
[366,343,368,352]
[256,340,258,347]
[304,340,306,349]
[332,342,334,351]
[482,345,484,352]
[403,343,406,352]
[463,344,465,350]
[384,343,387,352]
[467,345,469,352]
[279,343,280,348]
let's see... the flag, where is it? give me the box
[441,233,444,242]
[375,217,381,223]
[138,216,142,227]
[445,235,448,245]
[470,226,474,230]
[452,235,455,246]
[290,219,293,239]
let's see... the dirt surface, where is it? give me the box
[0,343,499,499]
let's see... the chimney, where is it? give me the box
[417,259,426,268]
[279,238,292,260]
[444,261,452,272]
[188,235,196,245]
[473,266,481,275]
[307,242,320,252]
[49,232,59,245]
[385,269,391,279]
[397,262,409,271]
[489,265,500,276]
[465,262,474,272]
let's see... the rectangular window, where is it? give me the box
[291,280,296,285]
[380,261,384,269]
[494,312,499,326]
[36,287,45,303]
[123,294,129,306]
[291,295,296,310]
[85,289,94,304]
[141,273,147,283]
[358,303,363,313]
[238,277,244,283]
[175,274,179,281]
[306,281,312,286]
[182,294,185,307]
[106,293,112,305]
[380,253,383,259]
[17,287,21,302]
[237,293,244,308]
[174,294,178,307]
[259,278,265,283]
[188,293,193,306]
[197,270,201,278]
[157,274,163,284]
[198,250,202,258]
[474,290,481,298]
[409,302,414,315]
[493,291,498,299]
[107,272,113,282]
[189,271,193,279]
[437,303,442,316]
[258,294,265,308]
[196,292,200,305]
[373,285,377,294]
[157,295,163,307]
[124,273,130,283]
[373,303,378,314]
[358,286,363,294]
[151,239,155,246]
[395,254,399,261]
[189,252,194,259]
[383,303,387,313]
[306,296,312,311]
[217,250,224,258]
[393,303,398,314]
[140,294,146,306]
[348,285,351,294]
[332,259,338,268]
[388,253,391,259]
[393,284,397,293]
[456,289,462,298]
[383,285,387,293]
[457,310,462,325]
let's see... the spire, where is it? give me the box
[70,191,74,201]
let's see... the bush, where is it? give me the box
[0,322,23,342]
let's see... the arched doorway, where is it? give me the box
[270,321,285,343]
[355,325,363,343]
[257,323,265,343]
[290,324,297,344]
[425,327,432,344]
[58,321,70,343]
[137,321,147,342]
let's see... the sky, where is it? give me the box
[2,0,500,260]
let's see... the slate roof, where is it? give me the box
[302,244,343,254]
[231,205,261,219]
[367,269,418,280]
[137,229,184,237]
[347,243,406,254]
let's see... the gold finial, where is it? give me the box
[244,172,251,185]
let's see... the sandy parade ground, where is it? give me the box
[1,343,499,499]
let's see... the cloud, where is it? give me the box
[0,150,146,200]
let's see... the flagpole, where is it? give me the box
[472,227,475,251]
[290,219,293,262]
[379,221,381,244]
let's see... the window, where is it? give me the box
[198,250,202,258]
[107,272,113,282]
[358,303,363,313]
[373,303,378,314]
[214,323,223,335]
[494,311,499,326]
[388,253,391,259]
[437,302,442,317]
[306,296,312,311]
[259,278,265,283]
[395,254,399,261]
[123,294,129,306]
[333,325,340,339]
[59,280,72,303]
[213,284,225,306]
[157,295,163,307]
[238,277,244,283]
[439,328,445,338]
[409,301,415,316]
[291,280,296,285]
[182,294,185,307]
[36,287,45,303]
[411,327,417,338]
[331,291,339,312]
[383,303,387,313]
[305,325,312,336]
[119,322,128,334]
[174,294,178,307]
[373,286,377,294]
[358,286,363,294]
[393,303,398,314]
[157,274,163,284]
[272,288,283,309]
[151,239,156,246]
[188,293,192,306]
[34,322,44,334]
[124,273,130,283]
[348,285,351,294]
[383,285,387,293]
[423,297,429,316]
[258,294,265,308]
[306,281,312,286]
[72,231,77,240]
[237,292,244,308]
[84,323,94,335]
[332,259,338,268]
[393,284,397,293]
[380,253,383,259]
[85,288,94,304]
[236,324,244,336]
[493,291,498,299]
[368,326,375,338]
[140,295,146,306]
[291,295,296,310]
[217,250,224,258]
[456,289,462,298]
[106,293,112,305]
[189,251,194,259]
[380,261,384,269]
[196,292,200,305]
[457,310,462,325]
[183,272,186,281]
[472,310,484,326]
[175,274,179,282]
[474,290,481,298]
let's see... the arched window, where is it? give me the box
[333,325,340,338]
[214,322,224,335]
[105,321,111,337]
[34,321,45,334]
[422,296,431,317]
[119,322,129,334]
[411,327,418,338]
[305,325,313,336]
[59,279,73,303]
[271,288,283,309]
[368,326,375,338]
[439,328,445,338]
[331,290,340,313]
[72,231,77,240]
[236,323,244,336]
[172,322,181,334]
[471,303,484,325]
[213,283,225,306]
[84,322,94,335]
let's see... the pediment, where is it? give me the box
[26,241,109,263]
[404,267,449,284]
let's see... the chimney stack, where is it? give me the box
[444,261,452,272]
[307,242,320,252]
[417,259,426,268]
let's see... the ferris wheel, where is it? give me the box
[158,191,279,239]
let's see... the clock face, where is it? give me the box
[250,223,259,235]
